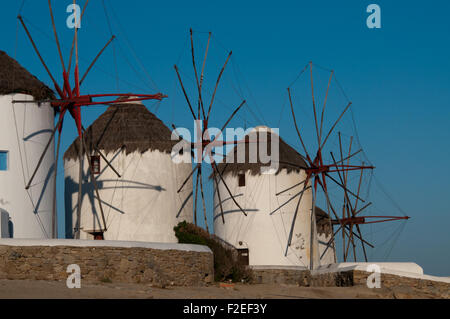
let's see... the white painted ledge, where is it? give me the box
[250,265,308,271]
[314,262,450,284]
[0,239,212,254]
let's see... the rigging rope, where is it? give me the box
[101,0,119,91]
[106,1,159,91]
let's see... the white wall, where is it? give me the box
[318,232,336,265]
[0,94,55,238]
[213,168,321,268]
[64,149,193,243]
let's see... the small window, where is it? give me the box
[237,248,249,265]
[0,151,8,171]
[238,173,245,187]
[91,155,100,175]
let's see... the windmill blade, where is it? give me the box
[211,161,247,217]
[73,0,81,97]
[330,150,358,261]
[81,126,121,178]
[74,135,83,239]
[317,178,361,261]
[353,165,365,212]
[320,101,352,150]
[211,100,246,145]
[319,70,334,142]
[354,202,372,216]
[82,135,107,232]
[80,35,115,86]
[330,152,355,211]
[309,62,321,149]
[207,100,246,155]
[174,65,197,119]
[51,130,62,238]
[48,0,66,74]
[333,149,363,166]
[309,186,318,269]
[198,169,209,233]
[94,146,121,178]
[17,15,64,97]
[210,161,225,224]
[25,115,65,190]
[355,224,368,261]
[177,164,200,193]
[189,28,206,119]
[320,223,344,260]
[284,182,309,256]
[319,179,341,261]
[344,136,353,186]
[287,88,312,163]
[319,217,355,261]
[345,222,355,261]
[68,0,89,73]
[275,179,307,196]
[325,172,365,204]
[344,224,374,248]
[270,185,311,215]
[206,51,232,122]
[199,32,211,91]
[330,151,370,261]
[193,169,200,226]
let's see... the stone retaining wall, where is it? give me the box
[251,267,307,284]
[0,244,214,287]
[298,269,450,296]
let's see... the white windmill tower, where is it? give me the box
[0,50,55,239]
[213,126,335,268]
[64,98,193,242]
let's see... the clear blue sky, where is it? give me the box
[1,0,449,276]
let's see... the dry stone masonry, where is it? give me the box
[0,241,213,287]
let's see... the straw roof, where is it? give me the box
[315,206,333,236]
[64,101,177,160]
[215,127,308,176]
[0,50,54,100]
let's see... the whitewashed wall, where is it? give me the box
[317,232,336,265]
[64,149,193,243]
[0,94,55,238]
[213,168,321,268]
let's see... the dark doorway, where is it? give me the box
[237,248,249,265]
[92,232,104,240]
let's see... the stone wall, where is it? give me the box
[251,267,307,284]
[0,244,214,287]
[298,269,450,296]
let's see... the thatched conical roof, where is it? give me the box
[0,50,54,100]
[64,100,177,160]
[215,127,308,176]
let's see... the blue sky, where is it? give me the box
[1,0,449,276]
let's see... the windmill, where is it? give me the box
[14,0,166,239]
[173,29,248,232]
[277,61,409,266]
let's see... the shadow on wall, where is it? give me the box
[33,163,55,216]
[64,174,166,239]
